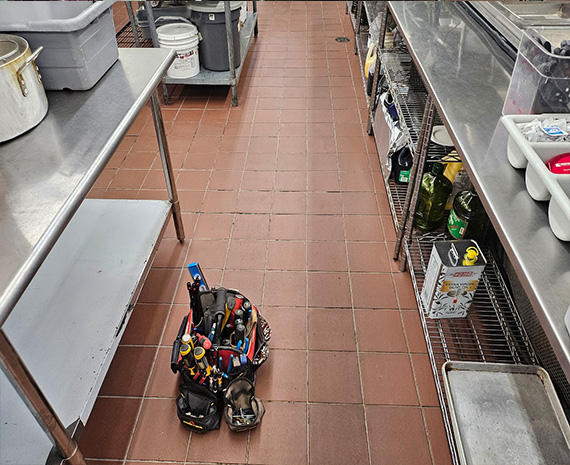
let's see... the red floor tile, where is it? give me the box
[308,308,355,351]
[355,309,408,353]
[127,398,190,462]
[307,171,340,192]
[242,171,276,191]
[424,407,454,465]
[347,242,391,272]
[99,346,157,397]
[401,310,429,354]
[366,405,432,465]
[360,352,419,406]
[307,241,348,272]
[248,401,307,465]
[261,306,307,350]
[79,397,142,460]
[411,353,440,407]
[344,215,385,241]
[193,213,234,240]
[187,423,248,464]
[307,272,351,308]
[275,170,306,191]
[226,240,267,270]
[350,273,398,309]
[138,269,181,304]
[269,214,306,240]
[222,270,265,306]
[187,239,229,269]
[236,190,274,214]
[308,350,361,403]
[306,215,345,241]
[160,304,190,347]
[307,192,343,215]
[267,240,307,271]
[232,213,270,240]
[146,347,180,398]
[308,404,368,465]
[255,349,307,402]
[264,271,307,307]
[273,191,306,214]
[120,304,170,346]
[152,237,190,268]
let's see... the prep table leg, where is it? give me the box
[0,330,87,465]
[253,1,259,37]
[150,90,185,243]
[125,1,140,48]
[225,1,239,107]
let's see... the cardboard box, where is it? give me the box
[421,240,486,319]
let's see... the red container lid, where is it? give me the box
[547,153,570,175]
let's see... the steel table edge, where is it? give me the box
[0,48,176,329]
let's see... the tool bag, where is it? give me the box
[171,284,271,433]
[176,381,221,433]
[224,377,265,432]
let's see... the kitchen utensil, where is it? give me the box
[431,125,454,147]
[443,361,570,465]
[0,34,47,142]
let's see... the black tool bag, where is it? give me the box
[176,382,220,433]
[171,285,271,432]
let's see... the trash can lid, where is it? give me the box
[187,1,244,13]
[157,22,199,41]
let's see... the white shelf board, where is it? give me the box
[1,198,171,465]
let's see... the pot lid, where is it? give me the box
[0,38,19,63]
[0,34,27,66]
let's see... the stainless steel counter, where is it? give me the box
[388,2,570,377]
[0,48,174,327]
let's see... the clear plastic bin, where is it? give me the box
[503,29,570,115]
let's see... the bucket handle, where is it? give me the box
[155,16,201,40]
[155,16,193,25]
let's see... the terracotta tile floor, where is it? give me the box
[81,2,452,464]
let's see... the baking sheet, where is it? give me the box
[442,361,570,465]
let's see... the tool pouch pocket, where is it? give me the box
[176,382,220,433]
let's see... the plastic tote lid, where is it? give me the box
[187,1,244,13]
[157,22,199,41]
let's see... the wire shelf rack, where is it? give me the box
[405,235,537,465]
[379,28,538,465]
[116,22,153,48]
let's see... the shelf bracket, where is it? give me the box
[394,95,436,271]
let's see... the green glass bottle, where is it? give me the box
[447,186,489,241]
[414,162,453,232]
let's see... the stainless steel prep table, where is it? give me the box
[387,1,570,378]
[0,48,184,464]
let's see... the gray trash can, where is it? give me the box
[188,1,243,72]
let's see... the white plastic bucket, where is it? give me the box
[157,21,200,79]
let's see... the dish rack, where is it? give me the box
[501,114,570,242]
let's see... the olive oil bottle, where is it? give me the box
[447,186,489,241]
[414,162,453,232]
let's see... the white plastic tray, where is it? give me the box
[501,114,570,241]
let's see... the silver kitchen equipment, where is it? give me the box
[442,361,570,465]
[0,34,48,143]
